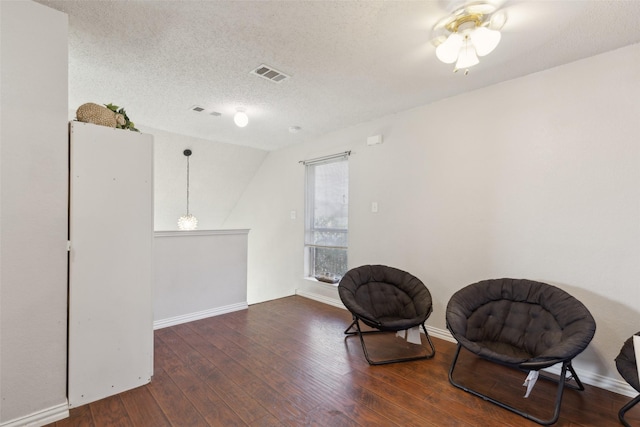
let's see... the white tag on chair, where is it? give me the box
[396,330,406,339]
[523,370,539,398]
[407,326,422,345]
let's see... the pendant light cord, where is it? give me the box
[186,155,190,216]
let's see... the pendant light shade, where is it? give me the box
[178,213,198,230]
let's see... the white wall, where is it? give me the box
[0,1,69,425]
[222,147,308,303]
[224,43,640,393]
[149,128,263,321]
[153,230,249,329]
[146,126,267,231]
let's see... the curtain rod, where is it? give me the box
[299,150,351,166]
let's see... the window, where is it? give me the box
[304,154,349,283]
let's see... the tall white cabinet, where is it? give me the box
[68,121,154,407]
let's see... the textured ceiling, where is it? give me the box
[34,0,640,151]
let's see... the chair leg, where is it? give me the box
[344,317,435,365]
[421,322,437,359]
[448,344,583,426]
[619,394,640,427]
[536,360,585,392]
[343,318,359,335]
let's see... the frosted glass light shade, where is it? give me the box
[455,40,479,69]
[178,214,198,230]
[470,26,501,56]
[436,33,463,64]
[234,111,248,127]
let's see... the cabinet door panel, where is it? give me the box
[68,121,153,407]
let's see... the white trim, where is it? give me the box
[295,290,456,344]
[424,325,456,343]
[295,289,346,309]
[153,302,248,330]
[0,402,69,427]
[541,364,638,398]
[154,229,249,238]
[584,374,637,398]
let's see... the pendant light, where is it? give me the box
[177,149,198,230]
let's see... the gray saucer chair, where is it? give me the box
[446,278,596,426]
[338,265,435,365]
[615,332,640,427]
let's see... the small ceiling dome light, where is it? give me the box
[433,3,505,75]
[178,149,198,230]
[289,126,301,133]
[234,108,249,128]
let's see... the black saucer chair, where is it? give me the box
[338,265,436,365]
[446,278,596,425]
[615,332,640,427]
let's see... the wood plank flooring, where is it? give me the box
[49,296,639,426]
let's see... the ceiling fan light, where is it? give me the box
[470,26,501,57]
[489,10,507,31]
[234,110,248,127]
[455,41,479,70]
[436,32,463,64]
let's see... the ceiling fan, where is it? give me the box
[431,2,507,75]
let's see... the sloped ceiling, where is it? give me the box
[35,0,640,150]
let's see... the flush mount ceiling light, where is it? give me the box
[234,108,249,128]
[433,2,506,75]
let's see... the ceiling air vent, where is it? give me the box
[189,105,221,117]
[251,64,290,83]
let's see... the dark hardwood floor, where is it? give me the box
[49,296,638,426]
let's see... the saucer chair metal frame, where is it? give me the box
[446,278,596,426]
[339,264,436,365]
[615,332,640,427]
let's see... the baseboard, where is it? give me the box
[295,289,347,310]
[583,373,637,398]
[0,401,69,427]
[296,290,457,341]
[541,364,637,398]
[153,302,248,330]
[424,325,456,343]
[295,289,638,399]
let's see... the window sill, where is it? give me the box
[304,276,339,287]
